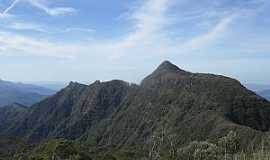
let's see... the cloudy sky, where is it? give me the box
[0,0,269,84]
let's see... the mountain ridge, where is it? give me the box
[0,61,269,149]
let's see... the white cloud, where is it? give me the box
[8,22,47,32]
[26,0,77,16]
[181,16,234,52]
[2,21,95,34]
[104,0,236,60]
[0,31,89,58]
[0,0,234,60]
[0,0,266,62]
[60,27,95,33]
[0,0,18,18]
[2,0,76,16]
[2,0,20,15]
[105,0,173,60]
[0,0,269,83]
[0,13,14,19]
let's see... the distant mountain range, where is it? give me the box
[0,80,56,107]
[244,83,270,101]
[245,83,270,91]
[24,81,68,91]
[258,89,270,101]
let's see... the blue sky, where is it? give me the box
[0,0,269,84]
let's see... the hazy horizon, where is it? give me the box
[0,0,269,84]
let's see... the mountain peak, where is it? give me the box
[141,61,191,87]
[151,60,190,76]
[64,81,87,92]
[155,60,180,72]
[67,81,84,87]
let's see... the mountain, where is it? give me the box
[87,61,270,147]
[0,103,28,136]
[0,80,55,107]
[244,83,270,101]
[258,89,270,101]
[0,61,270,151]
[25,81,68,90]
[244,83,270,91]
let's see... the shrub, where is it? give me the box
[217,131,240,155]
[178,141,218,160]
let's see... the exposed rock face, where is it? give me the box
[1,61,270,148]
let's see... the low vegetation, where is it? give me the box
[8,131,270,160]
[14,139,92,160]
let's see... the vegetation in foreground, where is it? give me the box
[8,131,270,160]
